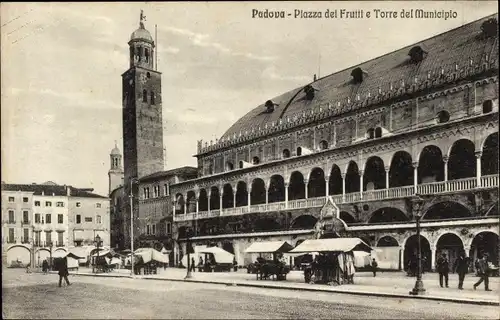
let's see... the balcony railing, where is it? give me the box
[173,174,499,222]
[56,242,64,247]
[21,220,31,225]
[6,239,17,244]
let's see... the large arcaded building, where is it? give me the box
[170,15,499,270]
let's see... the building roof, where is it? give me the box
[139,166,198,182]
[110,142,121,156]
[220,14,498,141]
[1,183,108,199]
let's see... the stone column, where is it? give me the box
[285,182,289,209]
[233,187,237,208]
[399,246,404,271]
[208,195,211,213]
[342,173,346,202]
[304,179,309,199]
[385,166,390,189]
[430,245,437,272]
[247,188,251,209]
[443,156,449,191]
[475,151,482,188]
[359,170,364,199]
[183,194,187,215]
[195,197,199,213]
[265,184,269,204]
[412,162,418,194]
[325,176,330,197]
[219,194,223,212]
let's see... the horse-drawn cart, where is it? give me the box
[245,241,294,281]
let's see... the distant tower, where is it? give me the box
[122,10,164,186]
[108,141,124,195]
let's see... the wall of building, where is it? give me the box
[33,194,69,248]
[67,196,110,247]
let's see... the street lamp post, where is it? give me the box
[48,241,53,271]
[130,178,139,277]
[410,195,426,295]
[185,228,193,279]
[94,234,102,274]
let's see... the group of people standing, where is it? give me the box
[436,252,493,291]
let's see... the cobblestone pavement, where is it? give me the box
[2,268,499,319]
[58,267,500,304]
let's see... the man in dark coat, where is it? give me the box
[58,257,71,287]
[436,253,450,288]
[371,258,378,277]
[474,253,492,291]
[454,252,469,290]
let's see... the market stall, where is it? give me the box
[198,247,234,272]
[290,238,372,285]
[133,248,169,275]
[245,241,294,280]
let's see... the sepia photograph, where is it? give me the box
[1,1,499,319]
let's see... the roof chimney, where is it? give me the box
[313,74,317,81]
[67,186,71,196]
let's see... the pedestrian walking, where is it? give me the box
[371,258,378,277]
[190,257,196,272]
[473,253,492,291]
[42,260,49,274]
[453,252,469,290]
[436,253,449,288]
[233,257,238,272]
[58,257,71,287]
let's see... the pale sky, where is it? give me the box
[1,1,497,196]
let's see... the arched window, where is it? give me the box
[146,72,151,79]
[483,100,493,113]
[226,162,234,171]
[436,110,450,123]
[375,127,382,138]
[252,156,260,165]
[142,90,147,103]
[145,48,149,63]
[319,140,328,150]
[367,128,375,139]
[296,147,302,156]
[282,149,290,159]
[150,92,155,105]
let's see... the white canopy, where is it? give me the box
[245,241,294,254]
[52,250,68,258]
[134,248,168,264]
[290,238,372,254]
[91,250,110,257]
[199,247,234,264]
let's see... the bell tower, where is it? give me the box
[108,141,124,195]
[122,10,164,250]
[122,10,164,186]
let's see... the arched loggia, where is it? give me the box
[482,133,499,175]
[364,156,386,190]
[250,178,266,205]
[389,151,413,187]
[198,189,208,211]
[436,233,464,270]
[308,168,326,198]
[268,175,285,203]
[404,235,432,272]
[209,186,220,210]
[448,139,476,180]
[289,171,305,200]
[222,184,234,209]
[345,161,360,193]
[418,145,444,183]
[368,208,409,223]
[186,191,196,213]
[175,193,185,215]
[328,164,343,195]
[235,181,248,207]
[422,201,471,220]
[290,215,318,229]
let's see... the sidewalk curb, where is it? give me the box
[67,272,499,306]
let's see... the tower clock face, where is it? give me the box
[139,73,148,85]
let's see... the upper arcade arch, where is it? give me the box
[289,171,305,200]
[482,132,499,176]
[389,151,413,187]
[209,186,220,210]
[235,181,248,207]
[268,175,285,203]
[250,178,266,205]
[363,156,386,190]
[222,183,234,208]
[186,191,196,213]
[448,139,476,180]
[198,189,208,211]
[345,161,360,193]
[328,164,343,195]
[421,201,472,220]
[308,167,326,198]
[418,145,444,183]
[368,207,409,224]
